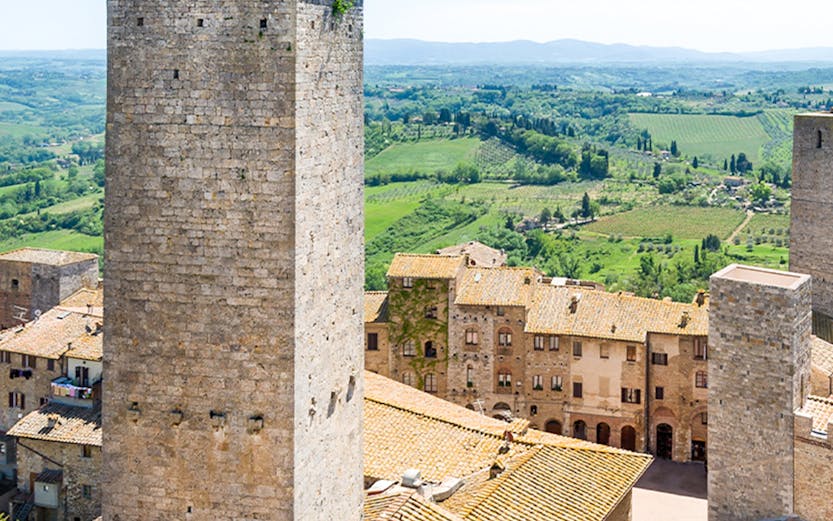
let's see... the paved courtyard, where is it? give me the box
[633,459,708,521]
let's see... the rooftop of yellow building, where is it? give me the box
[525,285,708,342]
[798,395,833,435]
[365,291,389,323]
[364,371,652,521]
[387,254,466,280]
[454,267,540,308]
[811,336,833,377]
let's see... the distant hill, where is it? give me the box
[365,39,833,66]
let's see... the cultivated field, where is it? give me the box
[365,138,480,177]
[628,113,771,162]
[585,206,746,240]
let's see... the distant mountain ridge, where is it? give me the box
[366,39,833,65]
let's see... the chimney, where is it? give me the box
[695,290,706,307]
[569,294,580,314]
[679,311,690,328]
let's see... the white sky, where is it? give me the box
[0,0,830,53]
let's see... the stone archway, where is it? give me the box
[596,422,611,445]
[621,425,636,451]
[573,420,587,440]
[545,419,562,435]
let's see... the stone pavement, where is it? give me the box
[633,459,707,521]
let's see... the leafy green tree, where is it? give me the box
[653,163,662,179]
[723,158,728,171]
[730,154,736,174]
[692,157,699,169]
[750,182,772,205]
[670,140,678,157]
[539,207,552,224]
[580,192,594,219]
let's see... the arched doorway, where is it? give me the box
[545,420,562,435]
[596,423,611,445]
[573,420,587,440]
[621,426,636,451]
[657,423,673,459]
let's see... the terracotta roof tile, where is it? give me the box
[387,254,466,280]
[8,403,101,446]
[799,395,833,434]
[0,308,99,360]
[455,267,540,307]
[812,336,833,376]
[0,248,98,266]
[56,288,103,318]
[364,491,462,521]
[363,372,652,521]
[436,242,506,268]
[525,286,708,342]
[365,292,389,324]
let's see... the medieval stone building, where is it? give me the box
[103,0,365,519]
[365,253,711,463]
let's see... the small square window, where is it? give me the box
[655,386,664,400]
[551,375,563,391]
[173,69,180,80]
[366,333,378,351]
[82,445,92,458]
[496,306,505,316]
[651,352,668,366]
[137,17,144,27]
[701,412,708,425]
[260,18,268,30]
[549,336,559,351]
[572,341,582,357]
[402,277,413,288]
[572,382,583,398]
[533,335,545,351]
[402,341,416,357]
[82,484,92,499]
[626,345,637,362]
[599,344,609,359]
[197,18,204,27]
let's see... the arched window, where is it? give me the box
[573,420,587,440]
[621,425,636,451]
[424,341,437,358]
[596,423,611,445]
[530,405,538,416]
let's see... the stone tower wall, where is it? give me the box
[790,113,833,320]
[708,265,812,521]
[103,1,363,519]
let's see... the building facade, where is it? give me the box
[366,253,710,463]
[103,1,365,519]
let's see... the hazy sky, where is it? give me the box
[0,0,831,52]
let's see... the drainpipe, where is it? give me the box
[644,336,652,454]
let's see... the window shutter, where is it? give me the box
[20,394,24,410]
[8,393,12,408]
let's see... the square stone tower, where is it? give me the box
[708,265,812,521]
[103,2,364,520]
[791,113,833,336]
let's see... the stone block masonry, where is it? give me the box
[708,265,812,521]
[103,1,364,520]
[791,113,833,323]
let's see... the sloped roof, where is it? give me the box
[363,372,652,521]
[365,292,389,324]
[387,254,466,280]
[812,336,833,376]
[56,287,103,318]
[436,241,506,268]
[0,307,97,360]
[8,403,101,446]
[525,286,708,342]
[364,490,463,521]
[0,248,97,266]
[455,267,539,308]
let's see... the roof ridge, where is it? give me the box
[808,394,833,405]
[393,253,464,259]
[365,291,389,295]
[540,284,701,308]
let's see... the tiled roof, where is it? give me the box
[56,288,103,318]
[811,336,833,376]
[65,329,103,362]
[387,254,466,280]
[525,286,708,342]
[365,292,389,324]
[364,372,652,521]
[436,242,506,268]
[0,307,99,360]
[364,491,462,521]
[455,267,540,307]
[799,395,833,434]
[8,403,101,446]
[35,469,63,484]
[0,248,98,266]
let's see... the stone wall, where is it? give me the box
[606,490,633,521]
[708,265,812,521]
[793,429,833,521]
[15,438,101,521]
[103,1,364,519]
[0,353,62,431]
[791,113,833,320]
